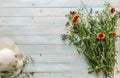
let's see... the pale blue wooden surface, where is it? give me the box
[0,0,120,78]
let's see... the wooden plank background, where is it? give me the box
[0,0,120,78]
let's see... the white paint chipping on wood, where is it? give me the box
[0,0,120,78]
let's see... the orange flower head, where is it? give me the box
[70,11,76,15]
[110,31,116,36]
[97,32,105,39]
[110,8,115,14]
[71,15,79,25]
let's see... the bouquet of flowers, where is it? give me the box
[62,2,120,78]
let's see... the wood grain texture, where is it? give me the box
[18,45,76,55]
[0,0,120,78]
[0,25,65,35]
[0,17,66,25]
[7,35,63,45]
[0,7,120,17]
[0,25,120,36]
[0,0,119,8]
[16,73,72,78]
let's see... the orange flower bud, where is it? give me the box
[97,32,105,39]
[110,32,116,36]
[71,15,79,25]
[110,8,115,14]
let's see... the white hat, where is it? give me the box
[0,37,24,78]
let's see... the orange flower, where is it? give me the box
[110,32,116,36]
[71,15,79,25]
[97,32,105,39]
[70,11,76,15]
[110,8,115,14]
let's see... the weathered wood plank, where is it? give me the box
[0,15,119,26]
[0,0,38,3]
[18,45,76,55]
[1,26,120,36]
[16,72,72,78]
[0,17,66,25]
[23,63,69,72]
[0,0,119,7]
[26,55,75,63]
[32,0,120,8]
[22,54,92,73]
[0,8,76,17]
[32,73,71,78]
[7,35,64,45]
[0,26,65,35]
[0,7,119,17]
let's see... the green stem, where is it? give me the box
[96,73,99,78]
